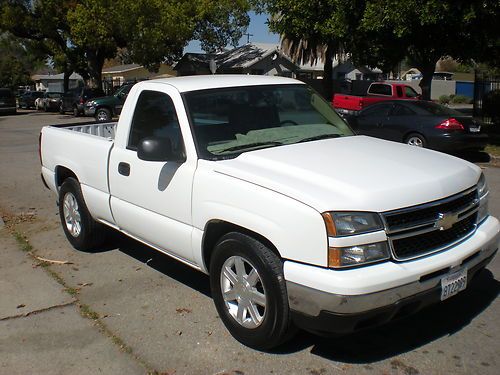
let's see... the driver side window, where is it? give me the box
[128,90,183,153]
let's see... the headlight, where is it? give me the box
[477,172,489,224]
[322,212,383,236]
[86,101,95,107]
[328,242,390,268]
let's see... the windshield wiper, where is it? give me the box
[298,134,340,143]
[217,141,283,153]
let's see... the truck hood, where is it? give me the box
[213,135,480,213]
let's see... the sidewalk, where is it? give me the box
[0,230,146,375]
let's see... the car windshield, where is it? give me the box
[47,93,62,98]
[413,101,463,116]
[184,84,354,160]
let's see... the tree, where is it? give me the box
[263,0,500,100]
[0,0,88,91]
[2,0,251,90]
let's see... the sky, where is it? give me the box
[185,12,280,53]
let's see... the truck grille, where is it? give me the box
[383,188,479,261]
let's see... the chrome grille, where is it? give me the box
[383,188,479,261]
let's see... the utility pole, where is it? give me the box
[243,33,253,44]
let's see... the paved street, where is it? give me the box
[0,110,499,375]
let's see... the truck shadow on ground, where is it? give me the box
[100,230,498,362]
[104,230,211,297]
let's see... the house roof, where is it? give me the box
[175,43,293,72]
[102,64,143,74]
[31,72,83,81]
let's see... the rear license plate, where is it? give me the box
[469,126,481,133]
[441,268,467,301]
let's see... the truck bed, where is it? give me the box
[51,121,117,139]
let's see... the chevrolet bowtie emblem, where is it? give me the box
[435,212,459,231]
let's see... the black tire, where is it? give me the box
[59,103,65,114]
[73,106,79,117]
[58,177,106,251]
[95,108,111,122]
[44,104,48,112]
[405,132,426,148]
[209,232,294,350]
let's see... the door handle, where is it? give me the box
[118,162,130,176]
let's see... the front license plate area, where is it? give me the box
[441,268,467,301]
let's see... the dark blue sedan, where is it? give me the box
[347,100,487,152]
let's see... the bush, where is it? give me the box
[439,95,451,104]
[451,94,470,104]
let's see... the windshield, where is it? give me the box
[413,101,463,116]
[184,84,354,160]
[47,92,62,98]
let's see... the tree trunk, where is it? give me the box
[323,45,333,101]
[63,68,71,92]
[86,49,105,90]
[417,62,437,101]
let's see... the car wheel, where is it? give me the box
[59,103,65,114]
[209,232,294,350]
[44,104,48,112]
[58,177,106,251]
[95,108,111,122]
[405,133,426,148]
[73,106,79,117]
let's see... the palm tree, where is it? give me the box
[280,34,345,100]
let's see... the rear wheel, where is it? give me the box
[59,103,65,114]
[209,232,294,349]
[405,133,426,148]
[58,178,106,251]
[73,106,79,117]
[95,108,111,122]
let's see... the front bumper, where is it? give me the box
[285,215,499,334]
[84,106,96,116]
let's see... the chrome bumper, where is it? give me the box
[287,232,498,317]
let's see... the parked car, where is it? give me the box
[84,84,134,122]
[60,87,105,116]
[41,92,64,112]
[0,88,17,115]
[18,91,44,109]
[40,76,499,350]
[347,100,488,152]
[333,82,421,116]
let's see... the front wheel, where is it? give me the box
[58,178,106,251]
[209,232,294,349]
[95,108,111,122]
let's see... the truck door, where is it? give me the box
[108,87,196,264]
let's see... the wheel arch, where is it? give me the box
[55,165,79,189]
[202,220,281,273]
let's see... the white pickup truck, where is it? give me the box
[40,75,499,349]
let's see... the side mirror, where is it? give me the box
[137,137,185,162]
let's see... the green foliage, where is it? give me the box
[262,0,499,100]
[2,0,251,86]
[438,95,451,104]
[450,95,470,104]
[0,33,45,88]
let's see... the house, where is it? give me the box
[332,60,383,81]
[31,72,83,92]
[101,63,175,91]
[174,43,299,77]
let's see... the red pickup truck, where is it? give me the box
[333,82,421,115]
